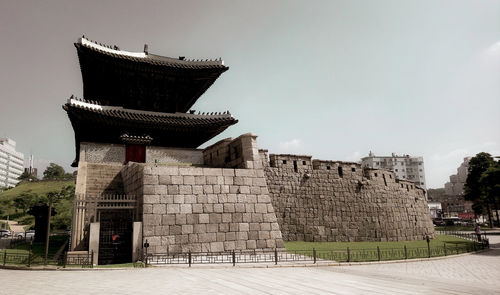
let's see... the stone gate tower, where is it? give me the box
[65,37,284,264]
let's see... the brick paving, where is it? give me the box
[1,236,499,295]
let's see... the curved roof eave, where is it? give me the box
[76,36,228,70]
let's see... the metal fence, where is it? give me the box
[63,251,93,268]
[0,249,94,268]
[146,236,489,267]
[436,231,489,244]
[0,250,61,267]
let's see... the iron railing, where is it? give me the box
[436,231,489,243]
[146,238,489,267]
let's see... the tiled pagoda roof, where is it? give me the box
[76,37,228,70]
[63,97,237,127]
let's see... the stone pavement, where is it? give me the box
[1,236,499,295]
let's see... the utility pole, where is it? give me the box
[44,192,57,265]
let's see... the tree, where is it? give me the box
[43,163,66,180]
[18,171,38,182]
[464,153,498,227]
[479,162,500,226]
[13,194,34,214]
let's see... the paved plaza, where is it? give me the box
[1,236,499,295]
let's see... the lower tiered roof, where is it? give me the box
[63,98,238,166]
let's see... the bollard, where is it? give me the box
[63,252,67,268]
[377,246,381,261]
[3,251,6,266]
[404,245,407,260]
[91,250,94,268]
[274,248,278,265]
[313,248,316,264]
[347,247,350,263]
[144,239,149,267]
[232,250,235,267]
[426,235,431,258]
[188,251,192,267]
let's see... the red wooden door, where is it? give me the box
[125,145,146,164]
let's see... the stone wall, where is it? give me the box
[83,163,124,195]
[80,142,126,165]
[203,133,262,169]
[264,154,435,242]
[80,142,204,165]
[133,163,284,254]
[146,147,203,165]
[71,162,124,250]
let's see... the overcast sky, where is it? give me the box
[0,0,499,188]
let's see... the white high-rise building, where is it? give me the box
[0,138,25,188]
[361,152,426,190]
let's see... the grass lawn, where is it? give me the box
[434,226,494,231]
[284,235,472,251]
[0,180,74,200]
[0,234,69,266]
[284,235,478,262]
[0,180,75,230]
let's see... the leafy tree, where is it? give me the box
[43,163,66,180]
[18,171,38,182]
[37,185,75,230]
[464,153,498,227]
[52,197,73,230]
[479,162,500,225]
[14,193,37,214]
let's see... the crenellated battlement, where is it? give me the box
[262,153,424,194]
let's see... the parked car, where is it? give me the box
[433,219,445,226]
[16,230,35,239]
[0,229,11,238]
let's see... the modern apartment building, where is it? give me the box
[361,152,427,189]
[0,138,25,188]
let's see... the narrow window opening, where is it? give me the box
[326,166,331,170]
[233,147,239,159]
[351,167,356,172]
[406,185,409,191]
[374,173,378,177]
[389,174,392,179]
[383,174,387,186]
[302,161,306,165]
[293,160,298,172]
[338,166,343,178]
[283,160,287,164]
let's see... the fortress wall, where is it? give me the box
[138,164,284,254]
[83,163,124,195]
[79,142,126,165]
[146,147,203,165]
[203,133,261,169]
[264,154,434,242]
[71,161,124,250]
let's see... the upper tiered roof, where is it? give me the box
[75,37,229,113]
